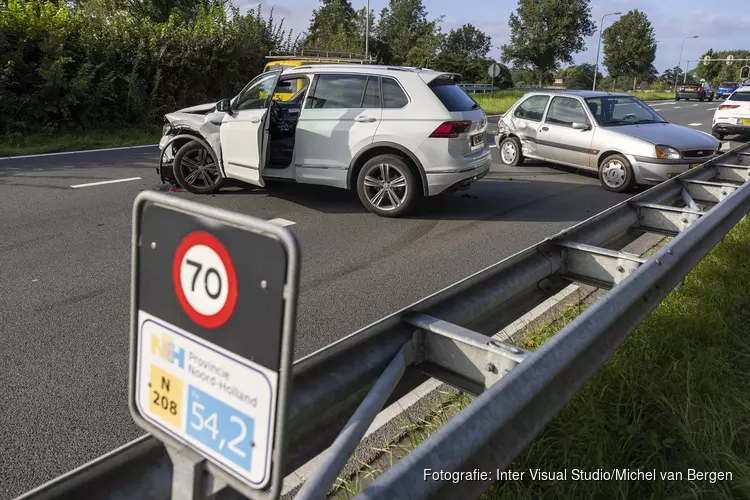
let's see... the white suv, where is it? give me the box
[157,65,491,217]
[712,84,750,140]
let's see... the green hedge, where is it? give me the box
[0,0,290,133]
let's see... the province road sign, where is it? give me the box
[128,191,299,498]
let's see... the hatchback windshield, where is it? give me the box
[584,96,667,127]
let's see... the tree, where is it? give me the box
[601,9,657,91]
[511,67,545,87]
[434,24,496,83]
[302,0,360,52]
[441,24,491,59]
[694,49,750,86]
[660,66,684,85]
[559,63,601,90]
[377,0,443,66]
[500,0,595,87]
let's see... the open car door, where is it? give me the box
[220,71,281,187]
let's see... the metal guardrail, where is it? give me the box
[15,142,750,500]
[459,84,500,94]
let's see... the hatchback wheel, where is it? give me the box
[499,136,525,166]
[356,154,418,217]
[599,154,635,193]
[173,140,224,194]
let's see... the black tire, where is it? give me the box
[173,140,224,194]
[599,154,635,193]
[498,136,525,166]
[709,95,714,102]
[699,95,704,102]
[356,154,419,217]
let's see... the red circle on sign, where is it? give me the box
[172,231,238,329]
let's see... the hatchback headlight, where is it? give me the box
[655,145,681,160]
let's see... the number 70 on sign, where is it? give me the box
[186,386,256,472]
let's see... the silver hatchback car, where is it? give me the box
[495,91,721,192]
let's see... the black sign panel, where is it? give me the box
[137,202,288,371]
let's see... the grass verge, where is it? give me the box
[483,219,750,499]
[0,127,160,157]
[330,390,473,499]
[329,217,750,499]
[474,90,675,115]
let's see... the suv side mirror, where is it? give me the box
[216,98,232,113]
[572,122,590,130]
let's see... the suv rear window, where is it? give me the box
[429,79,479,112]
[728,91,750,101]
[721,82,739,88]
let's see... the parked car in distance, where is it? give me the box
[676,81,714,102]
[712,85,750,140]
[716,81,741,99]
[157,65,490,217]
[495,91,721,192]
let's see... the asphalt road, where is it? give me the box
[0,101,747,499]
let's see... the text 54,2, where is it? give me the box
[186,386,256,471]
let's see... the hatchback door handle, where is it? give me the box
[541,126,549,131]
[355,116,377,123]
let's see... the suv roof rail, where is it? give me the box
[266,49,376,64]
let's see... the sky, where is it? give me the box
[250,0,750,76]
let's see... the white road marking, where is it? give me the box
[721,141,732,151]
[70,177,142,188]
[673,106,682,109]
[688,123,703,127]
[268,218,296,227]
[693,104,699,107]
[1,144,158,161]
[490,144,497,149]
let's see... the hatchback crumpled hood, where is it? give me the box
[616,122,719,151]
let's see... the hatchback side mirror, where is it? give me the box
[572,122,590,131]
[216,98,232,114]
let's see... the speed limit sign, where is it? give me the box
[128,191,299,499]
[173,231,238,328]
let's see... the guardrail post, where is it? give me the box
[295,344,412,500]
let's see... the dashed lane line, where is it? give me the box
[268,218,297,227]
[70,177,142,188]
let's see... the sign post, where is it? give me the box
[488,63,502,92]
[128,191,299,500]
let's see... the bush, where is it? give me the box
[652,80,667,92]
[0,0,294,133]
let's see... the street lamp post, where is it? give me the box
[674,35,699,92]
[592,12,621,91]
[365,0,370,60]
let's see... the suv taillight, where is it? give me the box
[430,121,472,138]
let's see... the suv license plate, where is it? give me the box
[471,134,484,147]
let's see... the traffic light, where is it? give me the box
[742,66,750,80]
